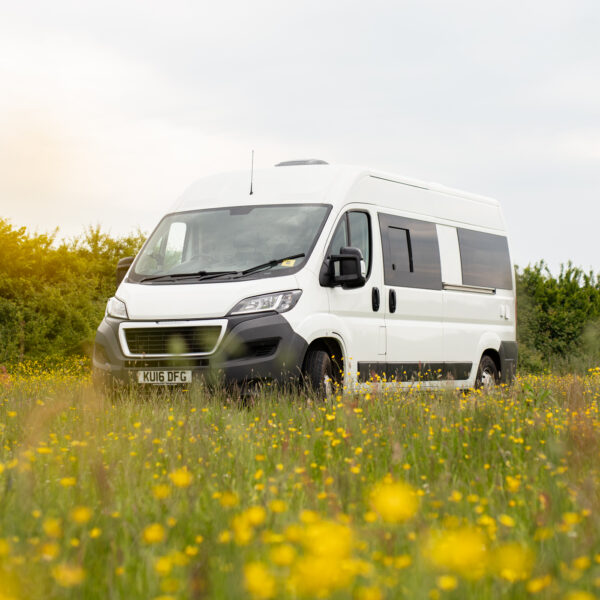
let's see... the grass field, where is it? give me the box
[0,364,599,600]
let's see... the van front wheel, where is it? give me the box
[303,349,334,398]
[475,355,499,390]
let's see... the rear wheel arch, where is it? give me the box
[475,349,501,389]
[482,348,501,375]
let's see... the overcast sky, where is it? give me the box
[0,0,598,272]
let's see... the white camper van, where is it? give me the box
[92,161,517,391]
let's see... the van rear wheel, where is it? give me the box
[303,349,334,398]
[475,355,499,390]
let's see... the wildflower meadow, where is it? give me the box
[0,363,599,599]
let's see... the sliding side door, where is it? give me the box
[378,212,444,383]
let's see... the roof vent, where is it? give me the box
[275,159,329,167]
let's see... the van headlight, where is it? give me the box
[229,290,302,315]
[106,297,129,319]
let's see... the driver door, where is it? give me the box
[325,208,386,382]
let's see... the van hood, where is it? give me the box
[116,275,300,321]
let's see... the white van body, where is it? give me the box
[93,163,517,390]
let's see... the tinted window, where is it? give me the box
[457,228,513,289]
[379,213,441,290]
[348,212,371,268]
[328,211,372,273]
[387,227,412,274]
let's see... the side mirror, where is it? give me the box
[329,247,366,288]
[116,256,134,287]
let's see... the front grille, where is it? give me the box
[124,358,210,368]
[124,326,221,355]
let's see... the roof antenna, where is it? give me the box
[249,150,254,195]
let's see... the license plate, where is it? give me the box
[137,370,192,385]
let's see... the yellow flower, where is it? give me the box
[154,556,173,576]
[59,477,77,487]
[394,554,412,569]
[52,563,85,587]
[289,554,361,596]
[301,520,353,559]
[232,515,254,546]
[168,467,193,488]
[300,510,319,524]
[564,592,596,600]
[268,500,287,513]
[492,542,535,582]
[70,506,92,524]
[43,518,63,539]
[498,514,515,528]
[449,490,463,502]
[355,586,383,600]
[505,475,521,493]
[143,523,166,544]
[526,574,552,594]
[244,561,276,599]
[39,541,60,561]
[219,491,239,508]
[269,544,296,566]
[218,531,232,543]
[90,528,102,539]
[369,479,418,524]
[562,513,582,526]
[153,484,171,500]
[245,506,267,526]
[437,575,458,590]
[424,526,488,579]
[572,556,591,571]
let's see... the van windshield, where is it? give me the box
[129,204,331,283]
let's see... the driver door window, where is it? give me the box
[329,211,371,275]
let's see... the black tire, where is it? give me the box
[475,355,499,390]
[303,349,334,397]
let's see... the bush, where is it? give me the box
[516,262,600,372]
[0,219,145,363]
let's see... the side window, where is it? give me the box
[348,211,370,270]
[329,211,372,274]
[457,228,513,289]
[378,213,441,290]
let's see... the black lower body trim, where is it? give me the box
[357,361,472,383]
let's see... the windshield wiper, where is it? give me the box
[140,270,238,283]
[232,253,305,279]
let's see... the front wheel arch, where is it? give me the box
[301,337,344,386]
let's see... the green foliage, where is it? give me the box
[0,219,145,363]
[516,262,600,372]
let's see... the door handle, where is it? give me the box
[372,287,380,312]
[389,289,396,313]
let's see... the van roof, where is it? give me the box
[171,164,500,214]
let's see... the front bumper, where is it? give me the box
[92,313,308,387]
